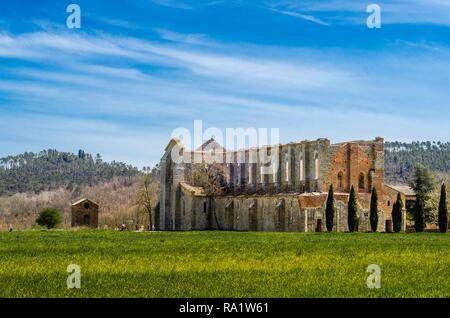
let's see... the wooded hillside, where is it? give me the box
[385,141,450,184]
[0,149,142,196]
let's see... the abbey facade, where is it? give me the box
[157,137,406,232]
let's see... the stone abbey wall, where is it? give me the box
[175,188,406,232]
[158,137,406,232]
[181,138,330,195]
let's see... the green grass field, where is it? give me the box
[0,230,449,298]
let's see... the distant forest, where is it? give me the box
[385,141,450,183]
[0,149,144,196]
[0,141,449,196]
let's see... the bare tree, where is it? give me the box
[192,163,227,229]
[192,163,227,196]
[135,174,159,230]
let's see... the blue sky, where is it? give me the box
[1,0,450,167]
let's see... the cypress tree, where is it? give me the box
[392,193,403,233]
[348,186,358,232]
[326,184,335,232]
[370,187,378,232]
[438,184,448,233]
[414,198,425,233]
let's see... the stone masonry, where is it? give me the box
[158,137,407,232]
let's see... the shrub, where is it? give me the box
[36,208,61,229]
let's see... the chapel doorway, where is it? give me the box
[83,214,90,226]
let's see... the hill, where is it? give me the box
[0,149,143,196]
[384,141,450,184]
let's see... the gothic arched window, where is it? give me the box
[285,159,289,182]
[272,162,277,183]
[314,153,319,180]
[358,173,365,192]
[337,172,344,191]
[299,156,304,181]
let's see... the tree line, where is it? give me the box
[0,149,142,196]
[385,141,450,183]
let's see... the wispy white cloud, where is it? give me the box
[268,8,330,26]
[149,0,228,10]
[151,0,192,10]
[92,17,138,29]
[267,0,450,26]
[156,29,219,46]
[0,31,349,90]
[1,28,450,165]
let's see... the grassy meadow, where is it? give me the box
[0,230,449,298]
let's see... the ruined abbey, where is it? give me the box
[157,137,407,232]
